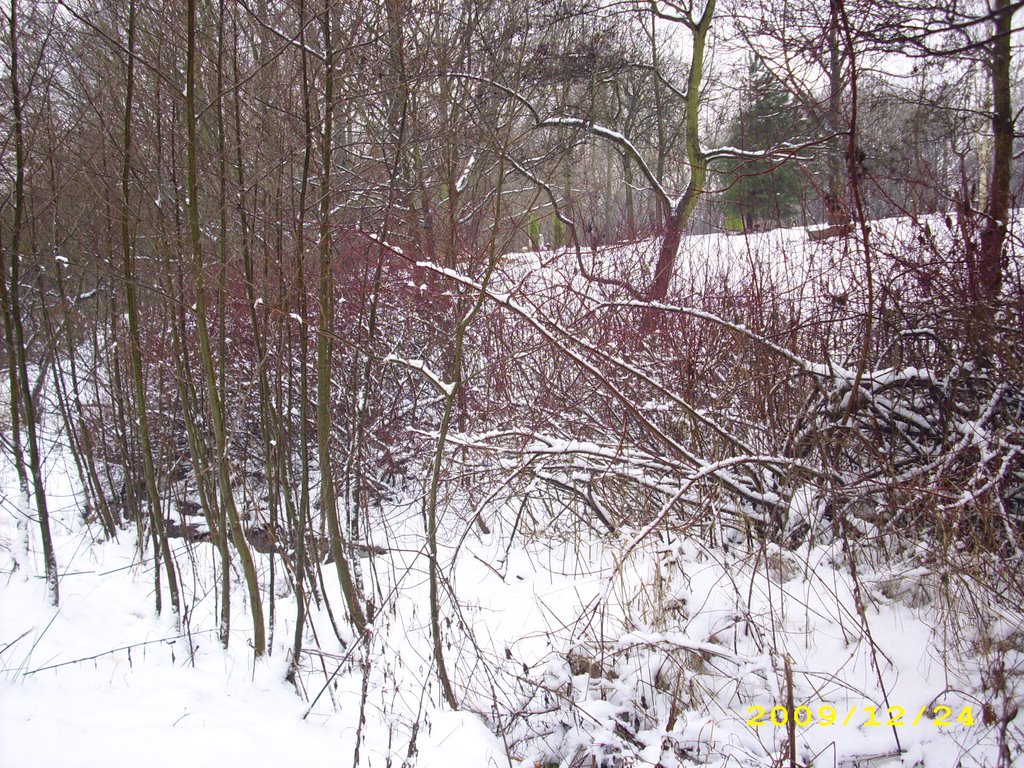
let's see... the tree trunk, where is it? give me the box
[6,0,58,606]
[316,0,367,637]
[641,0,715,335]
[977,0,1012,308]
[624,154,636,239]
[647,216,684,310]
[186,0,266,656]
[122,0,181,619]
[825,0,847,221]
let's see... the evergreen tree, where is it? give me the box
[721,57,806,231]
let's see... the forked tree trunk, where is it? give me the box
[641,0,714,336]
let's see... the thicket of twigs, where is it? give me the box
[16,208,1021,766]
[444,216,1024,765]
[3,0,1022,765]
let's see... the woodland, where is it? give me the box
[1,0,1023,766]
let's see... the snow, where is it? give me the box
[454,154,477,194]
[0,462,342,766]
[3,515,456,767]
[417,710,508,766]
[1,445,1016,766]
[384,355,455,396]
[2,660,346,768]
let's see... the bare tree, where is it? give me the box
[3,0,58,605]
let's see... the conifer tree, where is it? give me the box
[721,57,805,231]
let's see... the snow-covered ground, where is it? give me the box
[2,438,1016,766]
[0,448,508,767]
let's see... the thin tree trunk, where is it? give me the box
[186,0,266,657]
[650,8,667,194]
[624,154,636,239]
[977,0,1012,308]
[288,0,315,684]
[825,0,847,221]
[121,0,180,618]
[51,268,118,536]
[0,272,29,495]
[316,0,366,637]
[150,48,231,643]
[228,0,281,652]
[6,0,58,605]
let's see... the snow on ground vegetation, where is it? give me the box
[2,216,1022,767]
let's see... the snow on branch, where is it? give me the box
[615,630,759,668]
[612,298,833,376]
[703,141,815,164]
[413,259,802,513]
[455,153,476,194]
[504,154,577,232]
[449,72,672,211]
[539,117,671,206]
[383,355,455,397]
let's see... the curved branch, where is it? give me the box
[450,72,672,213]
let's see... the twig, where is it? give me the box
[1,629,32,658]
[21,631,216,676]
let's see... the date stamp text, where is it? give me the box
[745,705,975,728]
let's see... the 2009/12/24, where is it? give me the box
[745,704,976,728]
